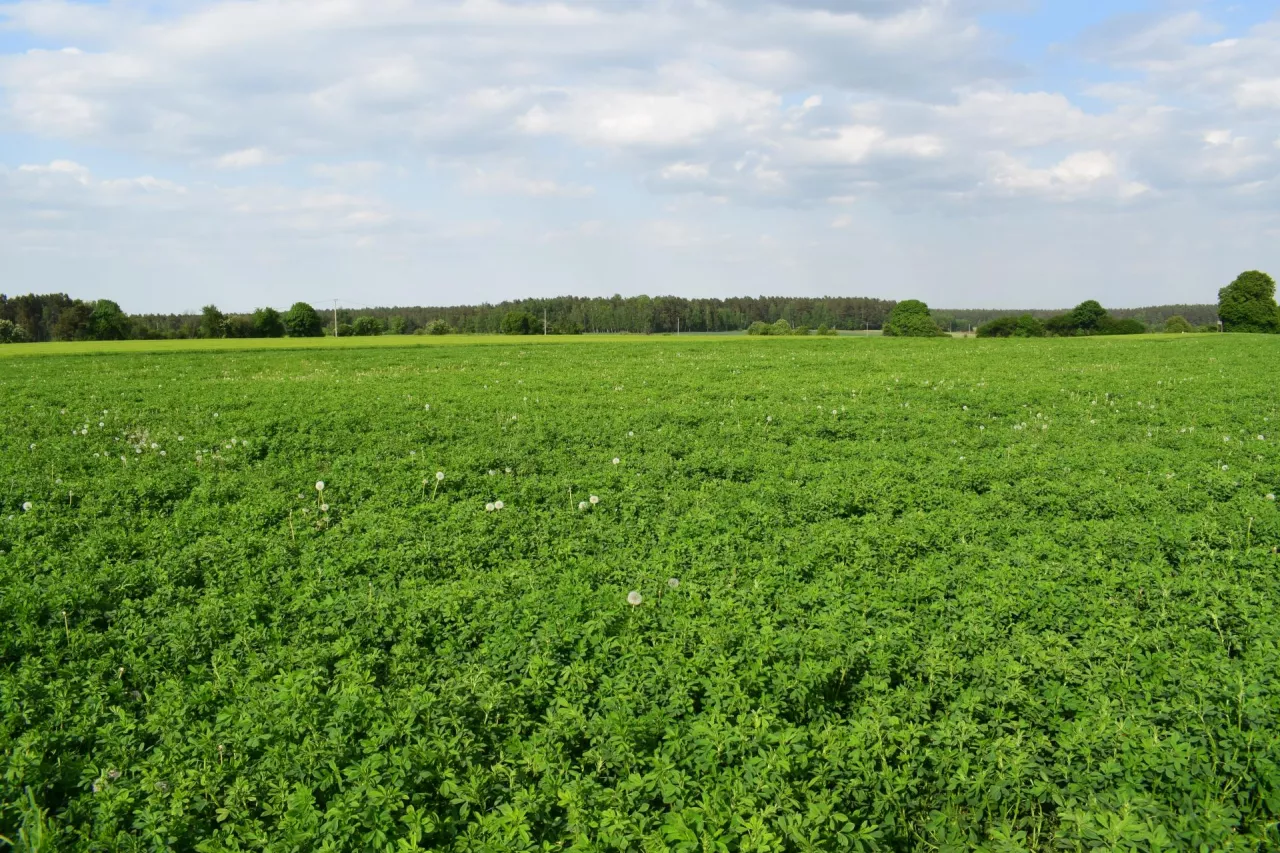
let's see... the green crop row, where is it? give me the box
[2,335,1278,851]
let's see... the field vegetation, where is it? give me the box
[2,334,1280,850]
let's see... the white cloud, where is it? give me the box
[1,1,1279,309]
[215,148,277,169]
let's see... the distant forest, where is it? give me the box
[2,291,1220,341]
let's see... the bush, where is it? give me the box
[351,316,385,336]
[0,318,29,343]
[882,300,946,337]
[815,324,834,336]
[747,321,772,336]
[501,311,538,335]
[1164,315,1195,333]
[423,319,453,336]
[772,319,792,335]
[792,325,810,336]
[1098,316,1145,335]
[252,307,286,338]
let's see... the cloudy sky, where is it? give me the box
[1,0,1278,313]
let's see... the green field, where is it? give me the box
[2,335,1279,851]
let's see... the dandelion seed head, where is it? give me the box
[1267,494,1276,501]
[579,501,589,510]
[436,471,445,481]
[22,501,33,512]
[320,503,328,512]
[589,495,599,505]
[667,578,680,589]
[1222,465,1229,471]
[627,590,643,606]
[316,481,325,491]
[494,500,504,510]
[485,502,495,512]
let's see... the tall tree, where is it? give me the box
[1218,270,1280,333]
[283,302,325,337]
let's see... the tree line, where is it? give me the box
[3,274,1276,343]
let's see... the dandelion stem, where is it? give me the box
[62,610,69,643]
[289,510,295,542]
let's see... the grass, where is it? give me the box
[1,333,1277,850]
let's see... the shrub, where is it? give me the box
[0,318,29,343]
[501,311,538,335]
[424,319,453,336]
[882,300,946,337]
[252,307,286,338]
[351,316,385,336]
[1164,315,1194,333]
[792,325,810,336]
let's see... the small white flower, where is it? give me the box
[627,591,643,606]
[979,426,985,431]
[56,478,62,485]
[320,503,328,512]
[160,451,166,456]
[579,501,589,510]
[1258,435,1265,441]
[436,471,445,481]
[316,481,325,491]
[99,422,104,428]
[177,436,184,442]
[409,451,416,456]
[151,442,159,449]
[136,448,142,454]
[485,502,495,512]
[1267,493,1275,501]
[667,578,680,589]
[505,467,512,474]
[29,444,35,450]
[612,457,620,465]
[22,501,32,512]
[488,469,496,476]
[628,431,635,437]
[1222,465,1229,471]
[1224,436,1231,443]
[589,495,599,505]
[424,404,430,410]
[766,416,772,422]
[494,500,504,510]
[213,413,219,418]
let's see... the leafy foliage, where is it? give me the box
[977,314,1046,338]
[1219,270,1280,334]
[2,336,1280,850]
[882,299,946,337]
[284,302,325,338]
[1165,315,1195,333]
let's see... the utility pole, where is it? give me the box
[676,317,680,335]
[543,308,548,336]
[333,299,339,338]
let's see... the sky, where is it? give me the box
[1,0,1279,313]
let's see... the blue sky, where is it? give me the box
[2,0,1279,313]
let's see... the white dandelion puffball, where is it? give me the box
[766,416,772,422]
[589,495,599,505]
[627,591,643,606]
[579,501,589,510]
[22,501,33,512]
[320,503,329,512]
[494,501,504,510]
[612,457,620,465]
[177,436,184,442]
[1222,465,1229,471]
[1267,494,1276,501]
[1259,435,1266,441]
[436,471,445,481]
[628,431,635,437]
[488,469,496,476]
[485,502,495,512]
[424,404,430,410]
[29,444,35,450]
[505,467,512,474]
[667,578,680,589]
[213,413,219,418]
[316,481,325,491]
